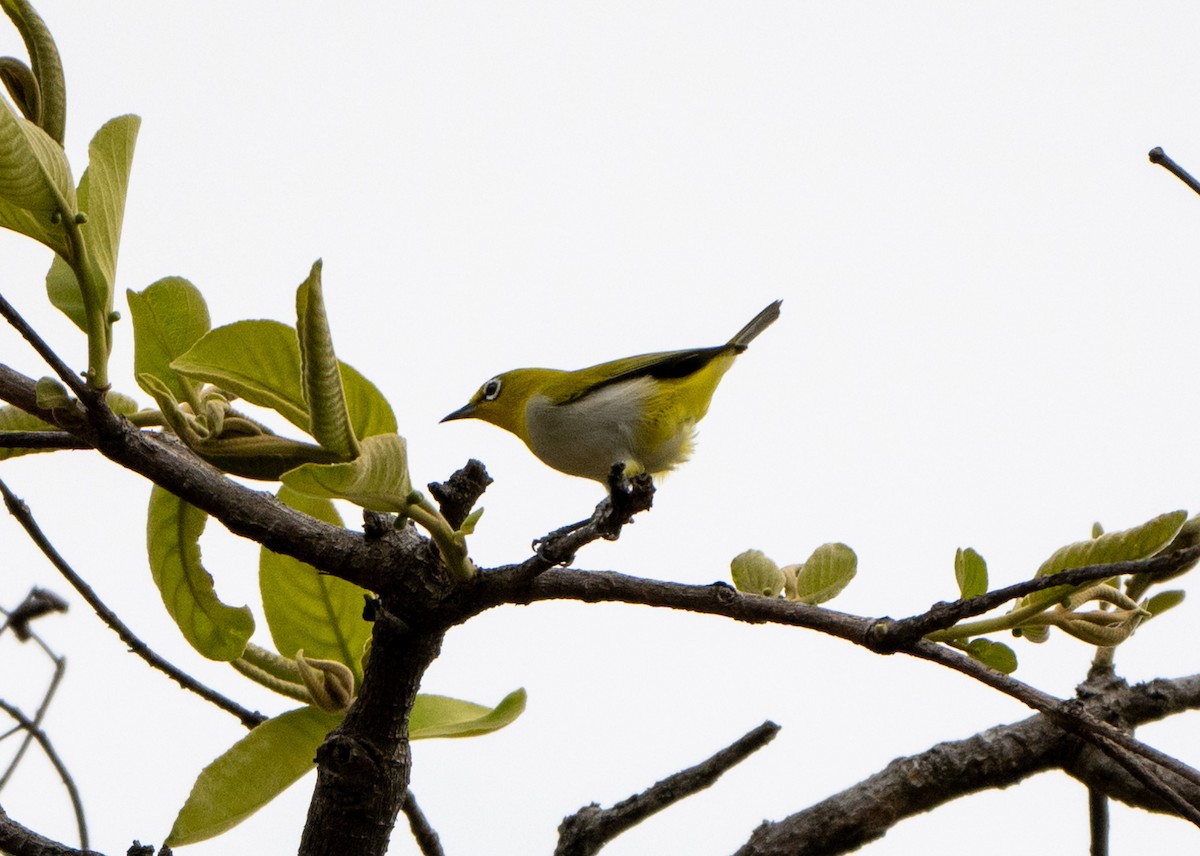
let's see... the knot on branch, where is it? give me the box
[428,459,492,530]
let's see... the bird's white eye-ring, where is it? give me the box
[482,378,503,401]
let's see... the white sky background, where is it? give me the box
[2,2,1200,854]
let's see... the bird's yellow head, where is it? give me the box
[441,368,560,442]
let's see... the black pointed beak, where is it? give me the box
[441,403,476,423]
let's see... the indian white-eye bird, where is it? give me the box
[442,300,782,482]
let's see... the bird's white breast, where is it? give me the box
[524,377,657,481]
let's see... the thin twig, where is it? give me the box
[1149,147,1200,197]
[402,790,445,856]
[0,629,64,792]
[0,476,265,729]
[0,698,87,848]
[0,292,91,400]
[868,544,1200,649]
[0,431,91,450]
[555,721,780,856]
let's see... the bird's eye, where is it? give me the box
[482,378,502,401]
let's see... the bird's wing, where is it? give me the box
[548,345,734,406]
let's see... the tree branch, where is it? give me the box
[0,476,265,730]
[1149,147,1200,197]
[401,790,445,856]
[733,673,1200,855]
[0,806,107,856]
[0,698,87,848]
[556,721,780,856]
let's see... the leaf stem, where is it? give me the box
[407,497,476,582]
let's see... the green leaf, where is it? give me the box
[954,547,988,599]
[0,96,70,254]
[1026,511,1188,609]
[172,319,396,441]
[793,542,857,605]
[166,705,340,847]
[729,549,783,597]
[0,403,55,460]
[146,486,254,660]
[281,433,412,512]
[410,688,527,739]
[77,114,138,295]
[1145,589,1185,617]
[166,688,527,845]
[0,92,72,213]
[261,487,371,683]
[965,638,1018,674]
[1037,511,1187,577]
[127,276,210,402]
[295,260,358,459]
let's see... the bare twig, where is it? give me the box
[402,790,445,856]
[1149,147,1200,197]
[0,606,65,792]
[556,721,780,856]
[0,477,265,729]
[0,698,86,848]
[0,292,92,401]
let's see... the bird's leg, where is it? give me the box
[531,464,656,564]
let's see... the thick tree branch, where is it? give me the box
[733,673,1200,855]
[0,806,106,856]
[556,721,780,856]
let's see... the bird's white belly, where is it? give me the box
[525,379,657,481]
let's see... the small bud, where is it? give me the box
[74,212,87,224]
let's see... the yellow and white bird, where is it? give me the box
[442,300,781,482]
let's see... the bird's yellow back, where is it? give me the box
[443,300,781,482]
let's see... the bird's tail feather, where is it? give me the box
[727,300,782,350]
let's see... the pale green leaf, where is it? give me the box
[146,486,254,660]
[0,94,72,215]
[410,688,527,740]
[1145,589,1185,618]
[729,549,783,597]
[127,276,210,402]
[166,705,340,846]
[77,114,138,293]
[954,547,988,599]
[1026,511,1188,609]
[296,260,358,458]
[965,638,1018,674]
[281,433,412,512]
[793,542,857,605]
[45,115,140,330]
[172,319,396,441]
[261,487,371,683]
[1037,511,1187,577]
